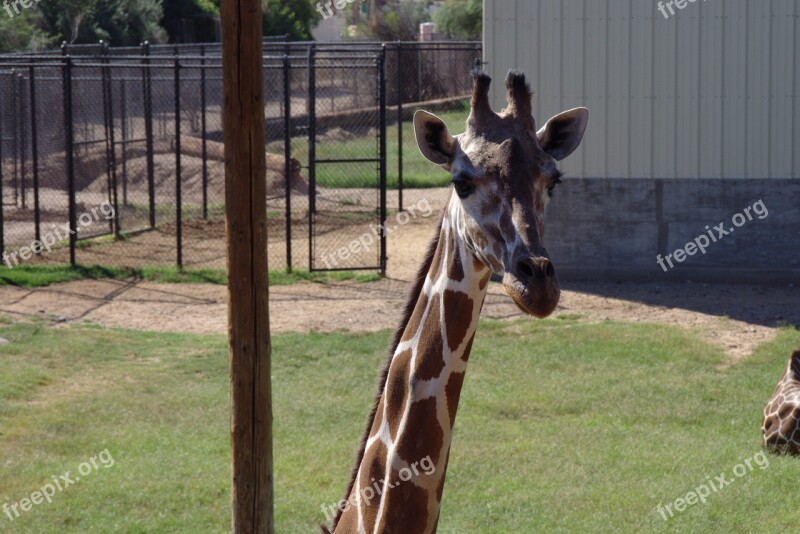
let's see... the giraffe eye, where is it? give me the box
[452,180,475,199]
[547,174,564,198]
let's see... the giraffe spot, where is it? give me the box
[472,230,488,251]
[446,234,464,282]
[492,242,503,261]
[334,504,359,533]
[376,471,430,534]
[499,211,514,236]
[488,226,504,249]
[472,255,485,272]
[461,334,475,362]
[480,196,497,218]
[445,371,466,428]
[443,290,474,352]
[764,417,776,432]
[401,292,428,342]
[428,239,445,284]
[779,415,798,438]
[358,440,389,530]
[414,297,445,381]
[791,350,800,378]
[436,448,451,503]
[386,349,412,440]
[396,396,443,467]
[479,270,491,290]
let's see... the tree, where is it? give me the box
[0,11,52,53]
[38,0,165,46]
[358,0,429,41]
[90,0,166,45]
[434,0,481,40]
[39,0,102,44]
[262,0,321,41]
[161,0,219,43]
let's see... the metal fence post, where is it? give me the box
[101,41,120,239]
[307,44,316,270]
[10,69,17,208]
[174,54,183,269]
[62,49,76,267]
[283,54,292,272]
[0,77,5,255]
[29,66,40,246]
[379,45,387,275]
[396,41,403,212]
[141,41,156,229]
[200,44,208,220]
[120,78,128,206]
[17,71,25,210]
[417,46,422,101]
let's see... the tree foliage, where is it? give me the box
[0,0,329,51]
[37,0,166,46]
[262,0,321,41]
[434,0,481,40]
[161,0,219,43]
[1,0,222,52]
[0,9,53,53]
[38,0,102,44]
[359,0,429,42]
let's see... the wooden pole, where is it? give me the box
[221,0,273,532]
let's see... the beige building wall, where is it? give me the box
[483,0,799,179]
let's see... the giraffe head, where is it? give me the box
[762,350,800,455]
[414,70,588,317]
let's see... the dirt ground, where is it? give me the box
[0,188,797,367]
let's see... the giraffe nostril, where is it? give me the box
[544,261,555,278]
[517,260,534,279]
[517,258,555,280]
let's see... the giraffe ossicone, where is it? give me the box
[762,349,800,455]
[324,70,589,534]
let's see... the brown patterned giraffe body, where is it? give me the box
[762,350,800,455]
[326,70,589,534]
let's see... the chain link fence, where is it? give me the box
[0,39,480,273]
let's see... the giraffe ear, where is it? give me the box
[414,110,456,166]
[537,107,589,161]
[791,350,800,379]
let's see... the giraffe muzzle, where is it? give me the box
[502,256,560,318]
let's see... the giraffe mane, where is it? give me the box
[325,215,444,533]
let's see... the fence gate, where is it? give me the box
[306,46,386,274]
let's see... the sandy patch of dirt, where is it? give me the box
[0,196,796,367]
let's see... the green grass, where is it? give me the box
[0,265,132,287]
[0,265,381,288]
[289,102,470,189]
[268,269,381,285]
[0,317,798,532]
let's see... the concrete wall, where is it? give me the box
[546,178,800,284]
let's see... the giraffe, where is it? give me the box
[762,350,800,455]
[323,70,589,534]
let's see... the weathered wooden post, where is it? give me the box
[221,0,273,532]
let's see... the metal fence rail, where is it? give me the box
[0,39,481,273]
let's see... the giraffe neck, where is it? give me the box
[334,205,491,534]
[763,353,800,454]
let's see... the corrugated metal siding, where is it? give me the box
[483,0,799,179]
